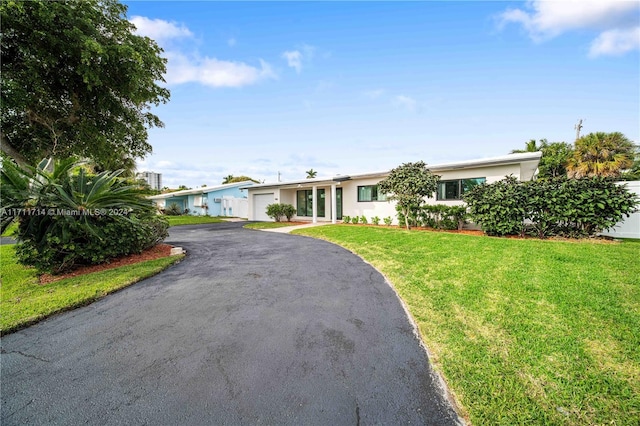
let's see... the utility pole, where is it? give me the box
[277,171,281,182]
[574,119,584,141]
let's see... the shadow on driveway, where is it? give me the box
[1,222,463,425]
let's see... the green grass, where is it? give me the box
[0,245,184,335]
[1,221,18,237]
[244,222,301,229]
[293,225,640,425]
[166,215,227,226]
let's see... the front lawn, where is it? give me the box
[0,245,183,335]
[293,225,640,425]
[166,215,226,226]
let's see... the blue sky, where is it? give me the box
[125,1,640,188]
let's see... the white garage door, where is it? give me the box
[253,193,274,221]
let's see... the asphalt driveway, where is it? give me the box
[1,222,462,425]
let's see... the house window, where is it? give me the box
[436,178,486,200]
[297,189,325,217]
[357,185,387,202]
[193,196,203,207]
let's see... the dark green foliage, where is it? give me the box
[351,216,360,224]
[360,215,368,224]
[0,0,169,166]
[538,142,574,179]
[342,215,351,224]
[420,205,468,230]
[282,204,295,221]
[371,216,381,225]
[377,161,439,229]
[164,203,182,216]
[265,203,295,222]
[1,157,168,273]
[464,176,638,238]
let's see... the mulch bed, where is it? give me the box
[39,244,175,284]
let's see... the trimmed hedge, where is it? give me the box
[265,203,295,222]
[463,176,638,238]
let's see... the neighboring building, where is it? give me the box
[243,152,542,223]
[148,181,255,218]
[600,181,640,239]
[137,171,162,191]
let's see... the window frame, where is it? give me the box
[436,178,486,200]
[357,185,387,202]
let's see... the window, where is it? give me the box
[437,178,486,200]
[193,196,202,207]
[357,185,387,202]
[296,189,325,217]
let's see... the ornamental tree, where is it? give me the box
[0,0,170,167]
[377,161,439,230]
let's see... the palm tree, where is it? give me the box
[306,169,318,179]
[510,139,545,154]
[567,132,634,178]
[222,174,234,184]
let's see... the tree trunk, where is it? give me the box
[0,132,30,168]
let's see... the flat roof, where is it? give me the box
[242,152,542,190]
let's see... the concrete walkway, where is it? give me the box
[260,222,332,233]
[1,222,462,425]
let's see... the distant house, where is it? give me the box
[243,153,542,223]
[149,181,255,218]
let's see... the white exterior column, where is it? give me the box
[331,184,337,224]
[312,185,317,224]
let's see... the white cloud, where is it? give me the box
[166,52,276,88]
[282,44,316,73]
[589,27,640,57]
[392,95,418,112]
[497,0,639,56]
[282,50,303,73]
[130,16,193,41]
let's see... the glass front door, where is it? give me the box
[336,188,342,220]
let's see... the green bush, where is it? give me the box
[464,176,638,238]
[164,203,182,216]
[342,215,351,224]
[265,203,295,222]
[1,157,168,274]
[360,215,368,224]
[383,216,393,226]
[351,216,360,224]
[266,203,284,222]
[281,204,296,221]
[371,216,381,225]
[420,204,467,230]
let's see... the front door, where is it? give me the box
[336,188,343,220]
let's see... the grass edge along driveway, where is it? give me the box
[1,244,184,335]
[293,225,640,426]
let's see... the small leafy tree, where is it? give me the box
[377,161,439,230]
[539,142,574,179]
[282,204,295,221]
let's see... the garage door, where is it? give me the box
[253,193,274,221]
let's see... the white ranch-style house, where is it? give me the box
[244,152,542,224]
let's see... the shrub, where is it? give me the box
[266,203,285,222]
[371,216,381,225]
[383,216,393,226]
[420,205,467,230]
[464,176,638,238]
[1,157,168,274]
[342,215,350,224]
[281,204,296,221]
[351,216,360,224]
[165,203,182,216]
[360,215,368,224]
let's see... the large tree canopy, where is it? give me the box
[0,0,169,167]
